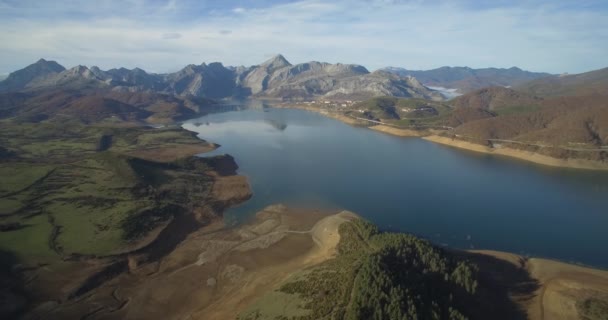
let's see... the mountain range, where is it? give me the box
[0,55,443,101]
[514,67,608,97]
[382,66,552,93]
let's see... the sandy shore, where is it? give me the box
[424,135,608,171]
[369,124,426,137]
[275,104,364,126]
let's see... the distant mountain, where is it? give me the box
[102,67,164,91]
[450,87,543,111]
[515,67,608,98]
[235,55,441,100]
[0,55,442,100]
[382,66,552,93]
[163,62,236,99]
[26,65,109,90]
[0,59,66,92]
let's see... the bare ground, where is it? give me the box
[472,250,608,320]
[124,144,215,162]
[29,205,354,320]
[424,135,608,170]
[369,124,426,137]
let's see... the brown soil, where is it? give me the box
[125,144,215,162]
[471,250,608,320]
[209,174,252,204]
[27,205,354,320]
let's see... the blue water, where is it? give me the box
[183,107,608,268]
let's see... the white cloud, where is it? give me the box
[0,0,606,74]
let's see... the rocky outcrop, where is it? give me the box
[163,62,236,99]
[236,55,441,100]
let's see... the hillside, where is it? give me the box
[243,217,480,319]
[0,112,252,318]
[449,87,543,114]
[515,67,608,97]
[454,96,608,147]
[351,96,452,125]
[329,89,607,167]
[383,66,551,93]
[0,89,216,124]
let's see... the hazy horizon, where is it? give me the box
[1,0,607,75]
[1,54,570,77]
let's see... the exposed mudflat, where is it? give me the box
[472,250,608,320]
[29,205,353,319]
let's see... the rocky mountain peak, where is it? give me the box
[261,54,292,71]
[0,58,66,92]
[69,65,93,76]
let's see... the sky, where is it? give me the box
[1,0,607,75]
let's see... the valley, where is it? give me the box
[2,0,608,318]
[0,56,607,320]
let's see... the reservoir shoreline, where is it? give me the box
[278,104,608,171]
[183,108,608,268]
[423,135,608,171]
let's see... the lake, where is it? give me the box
[183,107,608,268]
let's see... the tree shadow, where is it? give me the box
[456,251,540,320]
[0,250,28,319]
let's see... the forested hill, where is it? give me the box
[240,218,528,320]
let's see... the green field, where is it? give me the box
[0,121,215,264]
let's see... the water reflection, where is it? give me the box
[183,107,608,268]
[265,119,288,131]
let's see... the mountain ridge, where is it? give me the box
[0,56,440,100]
[0,58,66,92]
[514,67,608,97]
[383,66,552,93]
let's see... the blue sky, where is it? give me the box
[1,0,607,74]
